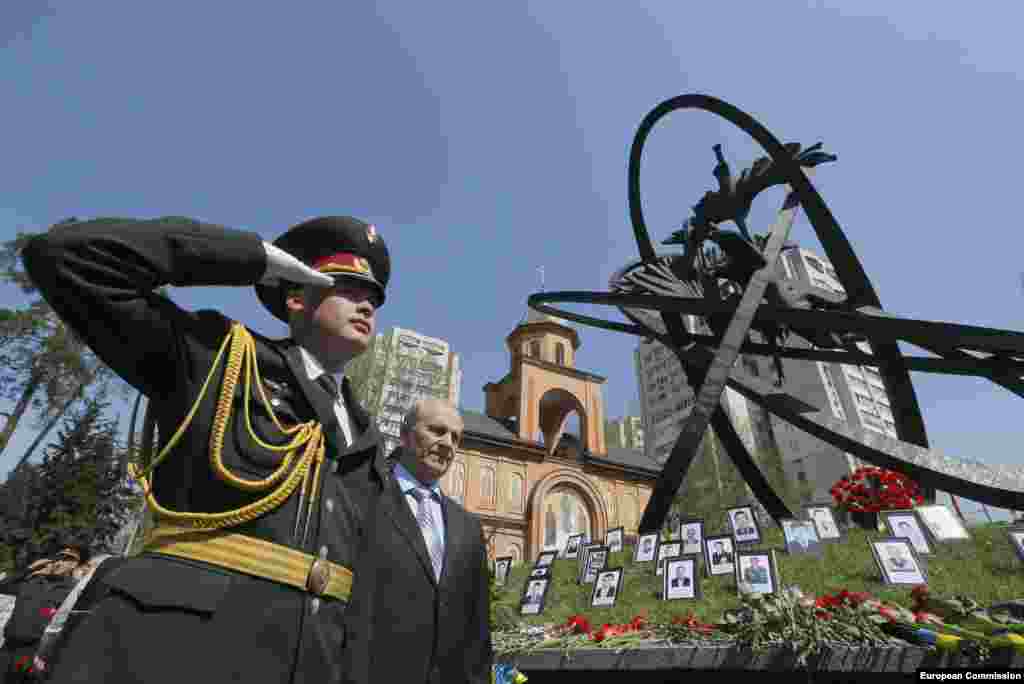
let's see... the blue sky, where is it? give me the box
[2,2,1023,521]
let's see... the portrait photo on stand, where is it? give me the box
[1007,528,1024,562]
[535,551,557,568]
[735,549,778,597]
[494,556,512,586]
[520,578,550,615]
[804,505,843,542]
[634,533,659,563]
[663,555,701,601]
[655,540,682,576]
[704,534,736,576]
[727,506,761,545]
[605,526,624,554]
[780,519,823,557]
[915,504,971,544]
[564,533,585,559]
[870,538,928,585]
[590,568,624,608]
[580,545,609,585]
[577,543,602,578]
[880,510,933,555]
[680,519,705,556]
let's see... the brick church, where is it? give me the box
[436,310,661,565]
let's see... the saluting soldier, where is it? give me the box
[23,215,392,683]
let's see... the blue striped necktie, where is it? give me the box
[410,487,443,580]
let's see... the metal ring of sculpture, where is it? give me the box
[528,94,1024,533]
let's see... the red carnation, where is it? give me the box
[566,614,591,635]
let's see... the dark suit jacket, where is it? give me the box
[24,218,388,683]
[342,461,493,684]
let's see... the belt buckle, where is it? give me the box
[307,559,331,596]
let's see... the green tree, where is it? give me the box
[2,391,135,569]
[0,222,122,464]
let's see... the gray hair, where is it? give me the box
[399,397,461,437]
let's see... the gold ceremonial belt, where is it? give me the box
[144,525,352,602]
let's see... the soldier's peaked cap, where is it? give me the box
[255,216,390,322]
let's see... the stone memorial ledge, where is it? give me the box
[500,642,1024,673]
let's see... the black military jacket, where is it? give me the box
[23,217,388,683]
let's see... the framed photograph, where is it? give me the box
[590,568,624,608]
[634,533,659,563]
[605,527,624,553]
[520,578,550,615]
[493,556,512,586]
[663,555,701,601]
[915,504,971,544]
[735,549,778,597]
[577,543,602,580]
[580,545,609,584]
[655,540,682,576]
[727,506,761,545]
[528,566,551,580]
[804,505,843,542]
[870,538,928,585]
[564,533,585,559]
[704,534,736,577]
[881,510,933,555]
[680,519,705,556]
[1007,527,1024,562]
[535,551,557,568]
[780,519,823,557]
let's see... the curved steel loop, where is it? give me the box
[528,292,1024,383]
[528,294,1024,508]
[626,95,930,475]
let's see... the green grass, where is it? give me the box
[493,522,1024,629]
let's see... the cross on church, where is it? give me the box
[537,266,545,292]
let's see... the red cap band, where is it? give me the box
[311,252,373,277]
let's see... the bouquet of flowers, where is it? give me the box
[830,466,924,513]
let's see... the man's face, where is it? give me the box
[736,512,748,524]
[287,280,377,361]
[402,399,463,484]
[643,539,652,552]
[675,566,686,581]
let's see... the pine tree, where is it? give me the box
[3,391,135,568]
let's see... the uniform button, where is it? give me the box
[310,598,320,615]
[271,397,282,407]
[319,546,329,560]
[325,498,335,514]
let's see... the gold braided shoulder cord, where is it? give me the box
[127,322,326,531]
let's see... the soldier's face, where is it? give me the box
[287,280,376,361]
[402,399,463,484]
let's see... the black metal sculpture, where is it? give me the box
[528,94,1024,534]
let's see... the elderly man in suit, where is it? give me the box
[343,398,492,684]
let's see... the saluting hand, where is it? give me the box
[260,242,335,288]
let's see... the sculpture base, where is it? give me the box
[850,510,881,531]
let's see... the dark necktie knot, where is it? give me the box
[318,374,340,400]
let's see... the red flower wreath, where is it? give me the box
[830,466,924,513]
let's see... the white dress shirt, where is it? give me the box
[297,346,354,446]
[392,460,446,554]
